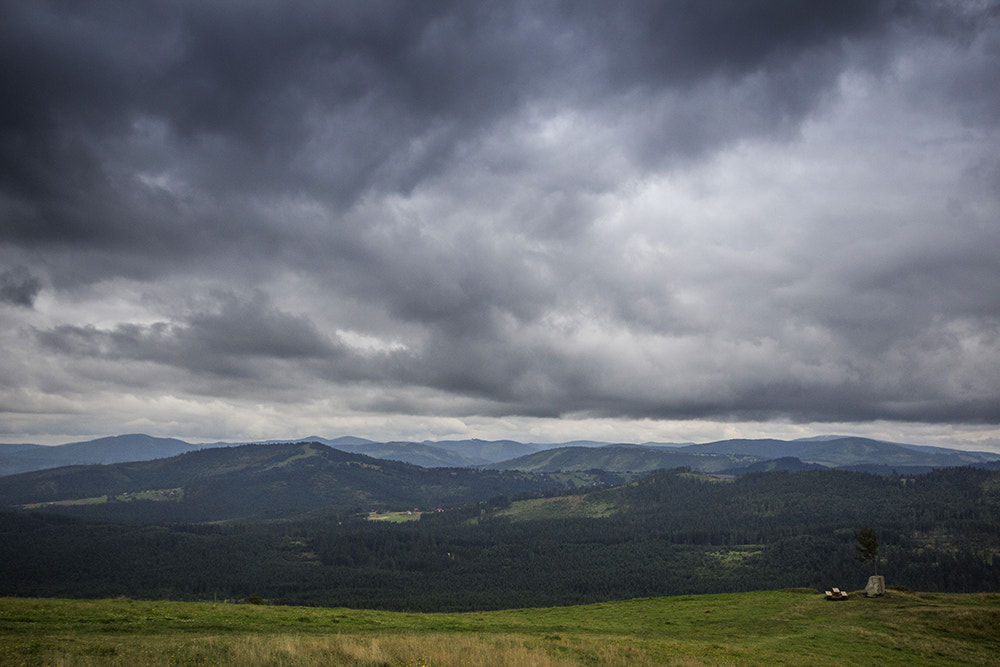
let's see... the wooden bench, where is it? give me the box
[825,588,848,600]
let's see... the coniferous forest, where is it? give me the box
[2,464,998,612]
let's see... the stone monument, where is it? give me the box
[865,575,885,597]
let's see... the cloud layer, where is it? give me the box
[2,1,999,448]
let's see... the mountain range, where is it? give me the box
[3,449,998,609]
[2,432,998,525]
[2,433,997,478]
[3,434,999,608]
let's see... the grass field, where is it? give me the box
[23,489,183,509]
[367,510,423,522]
[1,589,998,666]
[492,494,619,521]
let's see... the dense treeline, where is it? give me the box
[1,467,997,611]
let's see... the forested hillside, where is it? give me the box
[2,466,997,611]
[0,442,572,522]
[483,444,759,473]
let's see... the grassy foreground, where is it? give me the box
[1,589,998,666]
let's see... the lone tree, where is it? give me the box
[854,525,879,576]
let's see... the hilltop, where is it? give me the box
[2,590,999,666]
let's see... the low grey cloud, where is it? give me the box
[2,1,999,447]
[34,292,351,382]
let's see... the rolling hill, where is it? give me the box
[0,441,572,522]
[487,437,999,474]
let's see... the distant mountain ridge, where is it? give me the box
[684,437,994,469]
[1,433,996,478]
[0,434,203,477]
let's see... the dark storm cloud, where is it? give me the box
[0,0,903,257]
[2,0,999,440]
[0,266,42,307]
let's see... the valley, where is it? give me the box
[1,435,999,664]
[1,442,998,611]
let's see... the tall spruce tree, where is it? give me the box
[854,525,879,576]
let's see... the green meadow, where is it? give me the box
[2,589,998,666]
[368,510,423,523]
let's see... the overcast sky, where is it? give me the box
[2,1,999,450]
